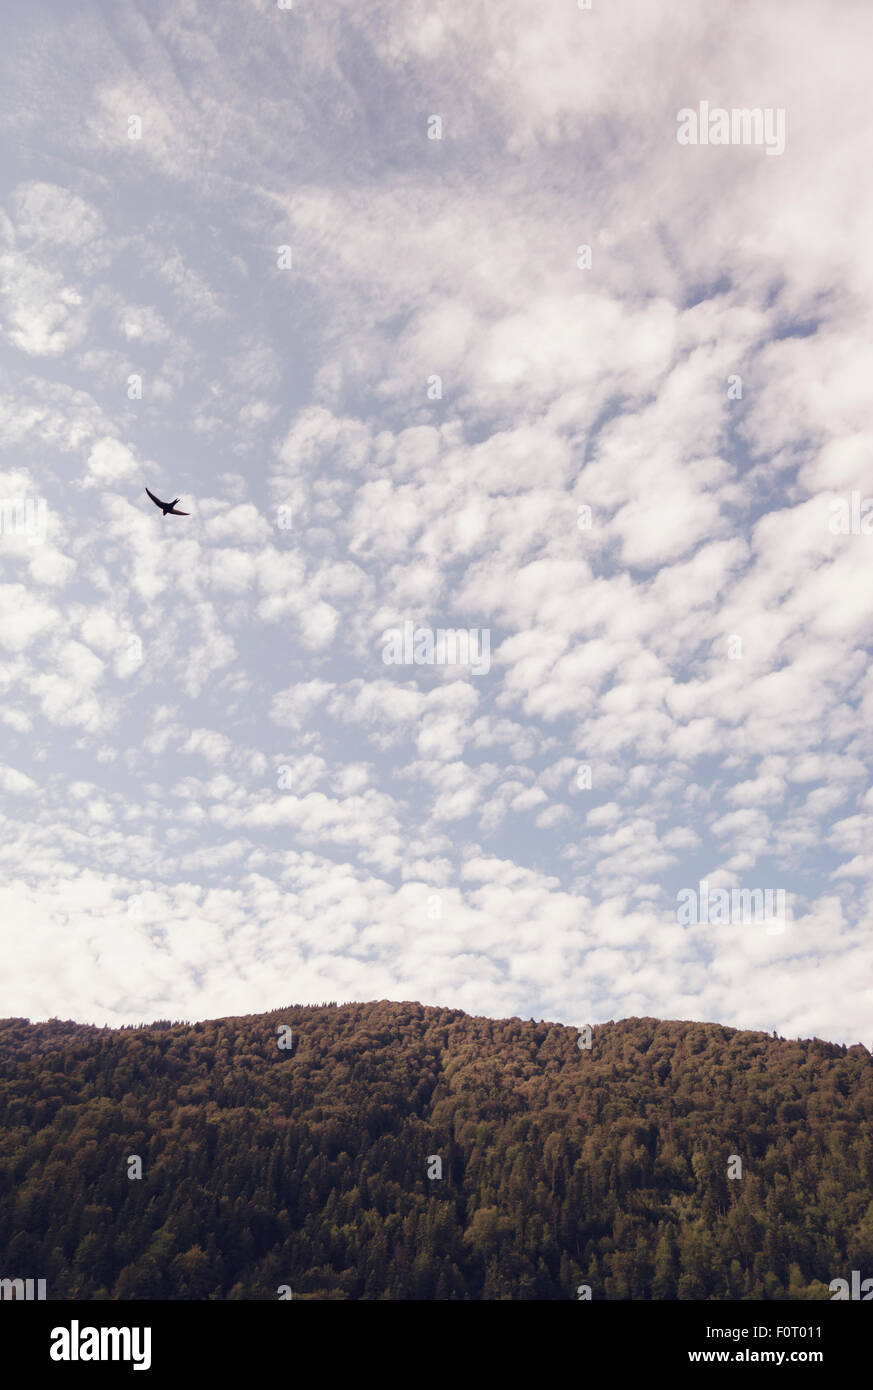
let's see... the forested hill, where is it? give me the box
[1,1003,871,1300]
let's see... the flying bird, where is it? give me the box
[145,487,189,517]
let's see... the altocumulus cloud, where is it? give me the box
[0,0,871,1045]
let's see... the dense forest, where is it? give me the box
[1,1003,871,1300]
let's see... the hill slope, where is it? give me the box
[1,1003,871,1299]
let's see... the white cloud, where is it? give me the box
[0,0,871,1045]
[83,437,138,487]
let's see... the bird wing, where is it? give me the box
[168,507,189,516]
[145,487,166,509]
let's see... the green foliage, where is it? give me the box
[0,1006,870,1299]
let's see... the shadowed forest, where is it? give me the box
[1,1003,871,1299]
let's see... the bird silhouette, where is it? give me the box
[145,487,189,516]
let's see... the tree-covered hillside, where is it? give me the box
[1,1003,871,1299]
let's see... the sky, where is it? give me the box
[0,0,871,1044]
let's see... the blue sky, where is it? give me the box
[1,0,872,1044]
